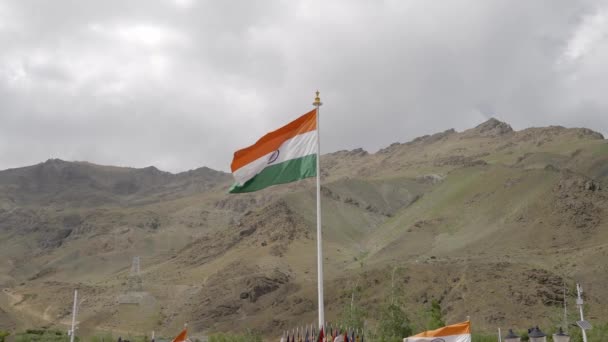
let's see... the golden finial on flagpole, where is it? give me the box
[313,90,322,106]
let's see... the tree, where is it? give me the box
[427,299,445,330]
[375,302,413,342]
[337,281,366,332]
[0,330,9,342]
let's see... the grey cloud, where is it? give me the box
[1,0,607,172]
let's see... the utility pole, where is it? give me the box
[564,281,568,334]
[577,283,588,342]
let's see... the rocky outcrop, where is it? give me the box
[524,269,565,307]
[416,174,445,184]
[329,148,369,157]
[240,270,289,302]
[575,128,604,140]
[215,196,258,212]
[553,172,605,230]
[407,129,457,146]
[464,118,513,137]
[433,155,487,167]
[377,142,402,154]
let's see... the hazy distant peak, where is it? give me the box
[177,166,231,178]
[466,118,513,137]
[42,158,70,167]
[139,165,167,175]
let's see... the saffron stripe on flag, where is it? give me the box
[231,109,316,172]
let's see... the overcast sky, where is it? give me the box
[1,0,607,172]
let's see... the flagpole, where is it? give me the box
[69,289,78,342]
[313,91,324,330]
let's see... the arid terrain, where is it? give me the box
[1,118,607,338]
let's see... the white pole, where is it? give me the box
[313,91,324,330]
[70,289,78,342]
[564,281,568,334]
[577,283,588,342]
[498,328,502,342]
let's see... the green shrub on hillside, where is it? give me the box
[14,329,76,342]
[375,302,413,342]
[337,286,366,333]
[567,323,608,342]
[89,333,114,342]
[471,334,499,342]
[208,329,262,342]
[587,323,608,341]
[0,330,10,342]
[426,299,445,330]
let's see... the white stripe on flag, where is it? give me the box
[232,130,317,185]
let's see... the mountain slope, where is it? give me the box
[0,119,607,337]
[0,159,231,207]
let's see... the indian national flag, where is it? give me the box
[229,109,317,193]
[404,321,471,342]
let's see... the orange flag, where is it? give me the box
[172,329,187,342]
[404,321,471,342]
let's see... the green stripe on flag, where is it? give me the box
[229,154,317,193]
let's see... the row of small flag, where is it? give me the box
[280,324,364,342]
[167,321,471,342]
[281,320,472,342]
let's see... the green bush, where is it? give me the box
[587,323,608,341]
[337,299,366,332]
[375,302,413,342]
[0,330,10,342]
[24,330,45,336]
[14,329,74,342]
[567,322,608,342]
[471,334,499,342]
[89,333,115,342]
[208,329,262,342]
[426,299,445,330]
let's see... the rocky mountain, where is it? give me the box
[0,159,231,207]
[0,118,607,338]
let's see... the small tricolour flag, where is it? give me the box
[316,327,324,342]
[229,109,317,193]
[404,321,471,342]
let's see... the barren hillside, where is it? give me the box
[1,118,607,338]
